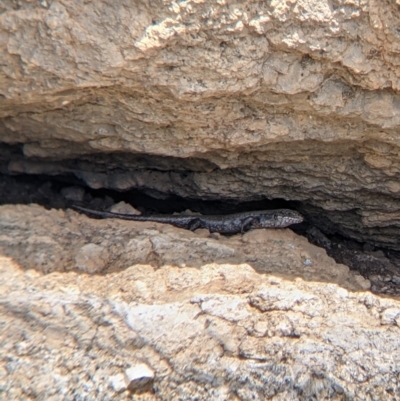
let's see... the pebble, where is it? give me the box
[124,363,154,390]
[60,186,85,202]
[110,201,140,215]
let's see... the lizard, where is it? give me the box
[71,205,304,234]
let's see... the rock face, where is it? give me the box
[2,205,400,400]
[2,3,400,397]
[1,1,400,249]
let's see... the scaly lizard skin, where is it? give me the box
[72,205,304,234]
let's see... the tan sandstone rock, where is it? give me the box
[0,205,399,400]
[2,1,400,398]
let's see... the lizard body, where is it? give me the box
[72,205,303,234]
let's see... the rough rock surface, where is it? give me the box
[2,2,400,399]
[2,1,400,250]
[1,205,400,400]
[0,204,367,289]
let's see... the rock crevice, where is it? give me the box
[2,1,400,250]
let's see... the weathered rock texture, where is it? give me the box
[2,1,400,249]
[0,204,368,289]
[2,205,400,400]
[3,3,400,398]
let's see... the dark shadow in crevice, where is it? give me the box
[1,173,400,297]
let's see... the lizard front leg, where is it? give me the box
[188,218,202,231]
[241,216,256,234]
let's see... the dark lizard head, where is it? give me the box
[257,209,304,228]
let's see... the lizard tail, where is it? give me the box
[70,205,144,220]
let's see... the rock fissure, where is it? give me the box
[1,171,399,295]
